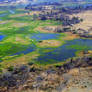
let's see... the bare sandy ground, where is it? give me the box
[17,67,92,92]
[69,10,92,31]
[12,22,29,27]
[37,40,61,47]
[36,26,58,33]
[62,67,92,92]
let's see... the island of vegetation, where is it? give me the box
[0,1,92,92]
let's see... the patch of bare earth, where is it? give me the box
[69,10,92,31]
[36,26,61,33]
[10,13,28,18]
[0,20,9,24]
[63,32,79,40]
[12,22,29,27]
[37,40,61,47]
[62,67,92,92]
[15,37,30,44]
[16,67,92,92]
[10,11,40,18]
[1,52,39,69]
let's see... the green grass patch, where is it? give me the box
[67,45,92,50]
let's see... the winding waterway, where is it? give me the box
[0,4,92,64]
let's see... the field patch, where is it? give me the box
[37,40,62,48]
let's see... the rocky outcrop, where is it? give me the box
[0,65,30,92]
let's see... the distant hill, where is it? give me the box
[32,0,92,3]
[0,0,91,4]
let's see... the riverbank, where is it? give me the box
[0,53,92,92]
[0,8,92,70]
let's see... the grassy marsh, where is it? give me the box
[0,8,92,70]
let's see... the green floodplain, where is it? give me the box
[0,8,92,70]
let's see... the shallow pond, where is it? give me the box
[8,37,92,65]
[35,39,92,64]
[0,35,5,41]
[30,33,60,41]
[12,44,36,56]
[9,10,15,14]
[0,14,7,17]
[11,33,60,56]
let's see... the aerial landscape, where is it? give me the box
[0,0,92,92]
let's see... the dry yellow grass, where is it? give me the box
[12,22,29,27]
[63,32,79,40]
[0,20,9,24]
[10,11,40,18]
[10,13,28,18]
[88,50,92,54]
[29,11,40,15]
[36,26,62,33]
[1,51,39,68]
[36,26,55,33]
[69,68,80,76]
[37,40,61,47]
[15,37,30,44]
[1,36,31,45]
[77,50,92,57]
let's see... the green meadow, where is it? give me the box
[0,8,92,70]
[0,9,65,68]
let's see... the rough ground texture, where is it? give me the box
[0,55,92,92]
[69,10,92,31]
[62,67,92,92]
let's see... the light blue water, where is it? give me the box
[12,44,36,56]
[9,10,15,14]
[0,35,5,41]
[0,14,7,17]
[11,33,60,56]
[35,39,92,64]
[6,36,92,64]
[30,33,60,41]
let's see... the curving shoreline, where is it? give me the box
[0,53,92,92]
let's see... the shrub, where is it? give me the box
[8,66,14,71]
[28,61,34,66]
[0,68,2,73]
